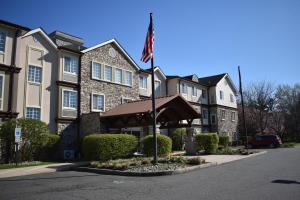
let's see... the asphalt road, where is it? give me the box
[1,148,300,200]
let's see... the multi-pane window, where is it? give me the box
[220,90,224,100]
[64,56,78,74]
[0,32,6,52]
[203,109,208,119]
[92,62,101,79]
[28,65,42,83]
[26,107,40,120]
[221,110,226,120]
[230,94,234,102]
[211,115,216,124]
[202,89,207,99]
[92,94,104,111]
[154,80,161,96]
[104,65,112,81]
[231,112,236,121]
[192,86,197,96]
[124,71,132,86]
[180,83,187,94]
[139,76,147,89]
[115,68,122,84]
[0,75,3,110]
[63,90,77,109]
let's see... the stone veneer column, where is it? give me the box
[185,128,196,155]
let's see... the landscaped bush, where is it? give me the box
[39,133,60,161]
[81,134,138,161]
[195,133,219,154]
[218,135,230,149]
[0,118,51,162]
[170,128,186,151]
[142,135,172,157]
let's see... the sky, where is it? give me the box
[1,0,299,86]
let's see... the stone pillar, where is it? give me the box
[185,128,196,155]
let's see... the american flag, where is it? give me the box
[141,14,154,63]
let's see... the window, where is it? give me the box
[115,68,122,84]
[154,80,161,96]
[63,90,77,109]
[192,86,197,96]
[139,76,147,89]
[211,114,216,124]
[202,89,207,99]
[0,32,6,53]
[64,56,78,74]
[230,94,234,103]
[26,107,40,120]
[92,94,105,112]
[28,65,42,83]
[180,83,187,94]
[121,97,133,104]
[220,90,224,100]
[124,71,132,86]
[92,62,101,79]
[104,65,112,81]
[221,110,226,120]
[202,109,208,119]
[210,94,215,104]
[0,75,4,110]
[231,112,236,121]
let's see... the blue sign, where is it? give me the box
[15,128,21,143]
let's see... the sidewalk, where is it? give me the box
[0,162,89,178]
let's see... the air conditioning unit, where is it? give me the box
[64,150,75,160]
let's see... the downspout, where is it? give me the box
[8,29,20,116]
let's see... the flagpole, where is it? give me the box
[150,13,158,165]
[238,66,248,152]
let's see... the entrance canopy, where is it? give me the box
[101,95,200,128]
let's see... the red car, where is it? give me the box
[248,134,282,148]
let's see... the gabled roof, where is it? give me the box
[198,73,227,86]
[81,38,140,70]
[144,66,166,79]
[0,19,30,31]
[22,28,58,49]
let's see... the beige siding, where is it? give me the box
[215,77,237,108]
[0,26,15,65]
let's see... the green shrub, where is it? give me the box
[218,135,230,148]
[39,133,60,161]
[81,134,138,161]
[0,119,50,162]
[142,135,172,157]
[195,133,219,154]
[186,157,204,165]
[170,128,186,151]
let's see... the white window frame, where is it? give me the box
[192,86,197,97]
[0,32,6,54]
[63,56,78,75]
[231,112,236,121]
[91,61,101,80]
[124,70,133,86]
[104,65,113,82]
[91,93,105,112]
[114,67,122,84]
[62,89,78,110]
[0,74,4,110]
[25,106,41,120]
[139,75,147,89]
[180,83,188,94]
[121,96,134,104]
[154,80,161,96]
[221,109,226,120]
[27,65,42,84]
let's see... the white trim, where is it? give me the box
[27,65,42,85]
[231,111,236,122]
[154,79,162,96]
[81,39,140,70]
[121,96,134,104]
[139,75,148,89]
[114,67,123,84]
[25,106,41,120]
[63,55,78,75]
[104,65,113,82]
[123,70,133,87]
[0,74,4,110]
[223,74,238,95]
[154,67,166,79]
[221,109,226,121]
[192,86,197,97]
[91,61,102,80]
[62,89,78,110]
[22,28,58,49]
[91,92,105,112]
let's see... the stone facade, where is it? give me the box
[215,106,238,141]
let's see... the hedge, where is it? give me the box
[195,133,219,154]
[142,135,172,157]
[218,135,229,148]
[0,119,51,162]
[170,128,186,151]
[81,134,138,161]
[39,133,60,161]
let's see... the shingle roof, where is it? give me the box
[198,73,227,86]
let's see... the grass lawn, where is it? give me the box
[281,142,300,148]
[0,161,58,170]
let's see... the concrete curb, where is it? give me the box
[73,151,267,177]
